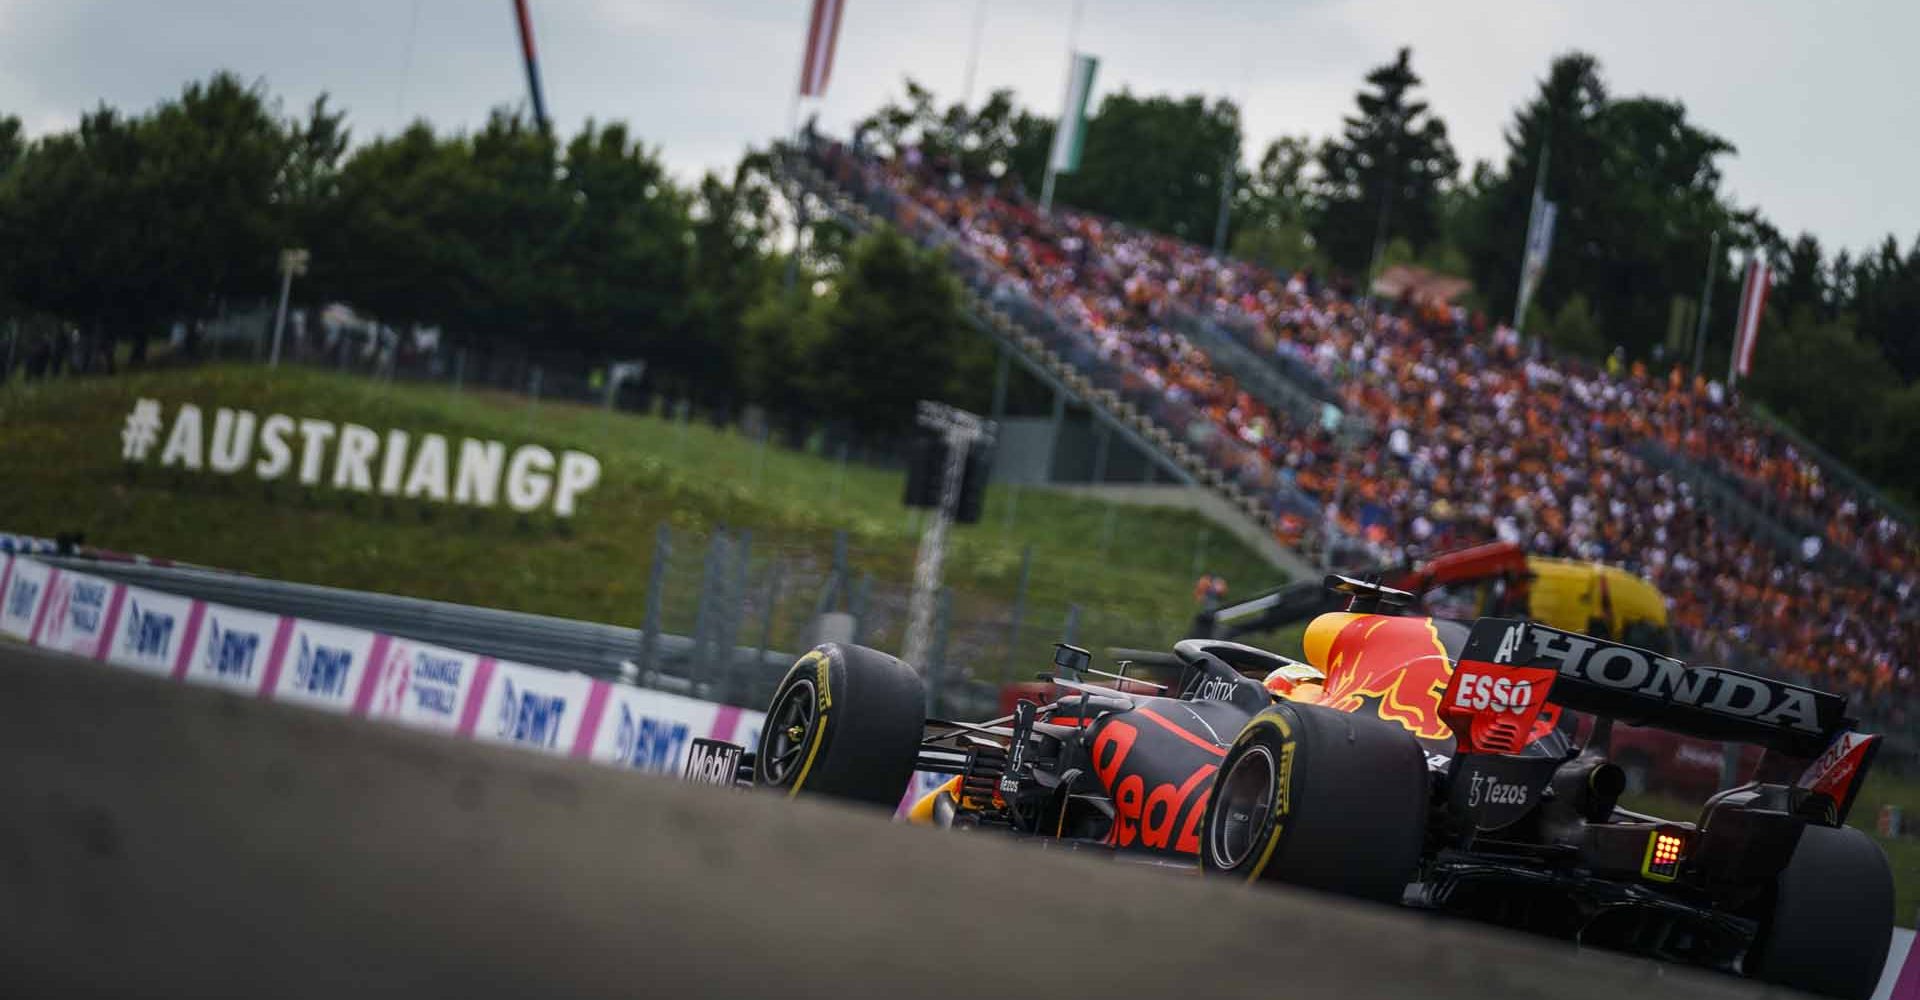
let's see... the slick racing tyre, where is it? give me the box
[755,643,925,808]
[1200,701,1427,903]
[1746,824,1893,999]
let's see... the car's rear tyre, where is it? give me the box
[1200,701,1428,902]
[1746,824,1893,999]
[754,643,924,808]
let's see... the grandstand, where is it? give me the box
[785,133,1919,735]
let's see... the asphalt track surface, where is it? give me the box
[0,643,1784,999]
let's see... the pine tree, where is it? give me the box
[1313,48,1459,277]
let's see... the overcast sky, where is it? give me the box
[1,0,1914,254]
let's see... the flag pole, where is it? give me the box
[1040,0,1088,215]
[511,0,551,134]
[1692,230,1720,379]
[960,0,990,109]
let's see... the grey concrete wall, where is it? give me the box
[0,643,1767,1000]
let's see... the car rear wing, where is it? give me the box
[1460,618,1851,759]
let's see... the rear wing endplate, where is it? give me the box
[1461,618,1850,759]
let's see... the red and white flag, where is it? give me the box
[798,0,847,98]
[1732,256,1772,379]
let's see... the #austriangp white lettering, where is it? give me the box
[130,399,601,517]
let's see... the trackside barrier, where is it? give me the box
[0,551,762,779]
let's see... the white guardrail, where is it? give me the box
[0,532,950,812]
[0,536,760,780]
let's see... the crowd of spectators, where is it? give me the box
[806,138,1917,721]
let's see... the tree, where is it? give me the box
[1457,54,1739,358]
[853,80,1030,187]
[1314,48,1459,276]
[1849,234,1920,381]
[1544,293,1606,360]
[1231,136,1324,274]
[0,106,155,367]
[811,226,978,437]
[1774,232,1828,323]
[280,96,350,307]
[682,157,782,400]
[1744,310,1896,467]
[329,122,479,337]
[1055,91,1242,242]
[1458,52,1610,326]
[140,73,294,336]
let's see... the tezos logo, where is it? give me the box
[1468,773,1528,808]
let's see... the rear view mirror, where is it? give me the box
[1052,643,1092,674]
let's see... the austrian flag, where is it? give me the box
[798,0,847,98]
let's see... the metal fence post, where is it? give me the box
[453,348,465,392]
[815,529,850,616]
[752,426,769,492]
[1063,604,1080,646]
[692,530,728,687]
[1006,544,1032,679]
[639,524,670,674]
[721,530,754,703]
[927,586,952,716]
[1191,527,1210,579]
[1002,481,1020,537]
[851,572,872,646]
[832,442,849,504]
[756,560,786,698]
[1099,503,1118,563]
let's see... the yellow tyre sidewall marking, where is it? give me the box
[1240,712,1296,884]
[787,650,833,799]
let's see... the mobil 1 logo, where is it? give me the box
[683,738,745,787]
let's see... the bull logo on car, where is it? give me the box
[1300,613,1455,742]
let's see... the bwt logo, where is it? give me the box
[123,601,175,659]
[293,636,353,697]
[6,579,40,621]
[613,704,689,773]
[202,618,262,679]
[495,679,567,749]
[68,580,107,633]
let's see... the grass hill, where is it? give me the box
[0,365,1284,679]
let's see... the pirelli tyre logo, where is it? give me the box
[1463,619,1839,738]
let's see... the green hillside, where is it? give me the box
[0,366,1284,676]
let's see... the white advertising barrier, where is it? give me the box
[0,555,764,776]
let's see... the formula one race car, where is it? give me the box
[745,576,1893,999]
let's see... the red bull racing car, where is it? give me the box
[742,576,1892,998]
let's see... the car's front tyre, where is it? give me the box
[754,643,924,808]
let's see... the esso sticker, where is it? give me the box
[1440,659,1559,755]
[1453,671,1534,714]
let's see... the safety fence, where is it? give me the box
[0,546,763,780]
